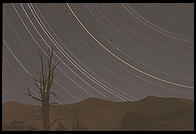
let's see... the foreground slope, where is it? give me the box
[2,96,194,131]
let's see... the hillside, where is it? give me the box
[2,96,194,131]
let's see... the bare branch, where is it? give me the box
[47,64,59,92]
[40,52,46,93]
[49,91,57,98]
[23,87,42,102]
[31,76,44,98]
[49,96,61,106]
[47,49,53,83]
[35,81,43,96]
[23,48,61,131]
[30,75,43,83]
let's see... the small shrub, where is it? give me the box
[56,122,65,131]
[3,120,39,131]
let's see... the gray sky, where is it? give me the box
[2,3,194,104]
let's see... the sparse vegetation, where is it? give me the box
[2,96,194,131]
[3,120,40,131]
[72,103,87,131]
[56,122,65,131]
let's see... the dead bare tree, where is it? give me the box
[72,103,80,130]
[23,48,62,131]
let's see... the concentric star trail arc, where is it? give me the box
[3,3,194,104]
[101,34,193,81]
[66,3,193,89]
[4,15,80,102]
[27,3,132,101]
[85,4,193,80]
[33,3,136,101]
[11,4,99,102]
[121,3,193,44]
[13,4,95,98]
[4,40,62,104]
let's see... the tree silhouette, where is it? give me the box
[23,48,62,131]
[2,43,3,72]
[72,103,80,130]
[72,103,87,131]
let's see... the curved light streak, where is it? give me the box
[67,42,137,100]
[149,4,191,24]
[21,4,106,98]
[3,88,16,101]
[18,4,95,97]
[4,40,32,77]
[66,3,193,89]
[125,69,193,95]
[85,4,113,35]
[30,3,131,101]
[12,4,94,99]
[77,42,193,97]
[85,4,193,78]
[4,58,32,102]
[101,34,193,81]
[97,8,193,68]
[121,3,193,44]
[75,41,192,96]
[75,41,149,96]
[5,13,80,102]
[28,3,109,99]
[4,40,62,104]
[47,3,55,15]
[23,3,132,102]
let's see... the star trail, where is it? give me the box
[2,3,194,104]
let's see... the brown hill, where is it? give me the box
[2,96,194,131]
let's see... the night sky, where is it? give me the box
[2,3,194,104]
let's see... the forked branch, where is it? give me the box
[23,87,42,102]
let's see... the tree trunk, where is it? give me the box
[23,48,60,131]
[42,96,50,131]
[73,104,80,130]
[2,44,3,72]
